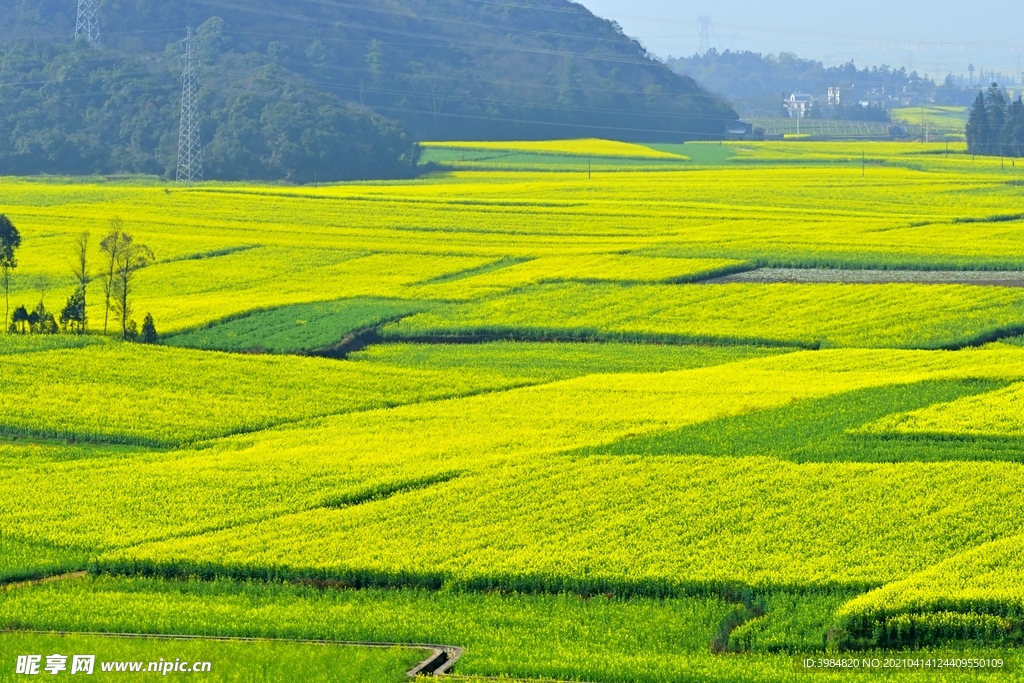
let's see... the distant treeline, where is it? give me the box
[669,50,977,117]
[966,85,1024,157]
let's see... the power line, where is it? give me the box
[74,0,100,47]
[270,0,630,48]
[176,28,203,184]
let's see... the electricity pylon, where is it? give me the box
[176,28,203,185]
[698,16,713,55]
[74,0,100,46]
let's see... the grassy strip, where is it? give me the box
[0,631,423,682]
[164,298,436,354]
[0,335,109,355]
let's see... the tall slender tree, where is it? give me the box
[966,92,988,155]
[99,218,124,335]
[985,83,1008,156]
[111,234,154,340]
[0,214,22,332]
[1005,97,1024,159]
[71,231,89,332]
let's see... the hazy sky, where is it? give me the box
[579,0,1024,78]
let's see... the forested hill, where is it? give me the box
[0,0,737,181]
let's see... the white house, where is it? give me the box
[786,92,814,118]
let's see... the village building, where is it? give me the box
[785,92,814,118]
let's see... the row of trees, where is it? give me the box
[966,84,1024,157]
[0,214,157,341]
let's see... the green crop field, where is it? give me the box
[3,140,1024,682]
[890,106,969,133]
[0,631,426,682]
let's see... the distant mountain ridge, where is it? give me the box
[3,0,737,139]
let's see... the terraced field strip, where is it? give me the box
[419,139,688,160]
[707,268,1024,285]
[384,282,1024,349]
[0,630,462,677]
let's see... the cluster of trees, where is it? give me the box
[0,214,158,342]
[966,84,1024,157]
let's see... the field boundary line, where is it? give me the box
[8,374,559,453]
[98,471,465,552]
[382,330,809,350]
[704,267,1024,286]
[0,629,463,677]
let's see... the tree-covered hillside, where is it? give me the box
[0,37,416,181]
[0,0,737,180]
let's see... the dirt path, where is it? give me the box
[1,570,87,590]
[705,268,1024,286]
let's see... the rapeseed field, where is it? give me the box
[2,141,1024,681]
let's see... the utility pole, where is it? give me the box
[176,28,203,185]
[74,0,100,47]
[698,16,712,55]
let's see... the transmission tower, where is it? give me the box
[176,28,203,185]
[697,15,713,55]
[74,0,100,46]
